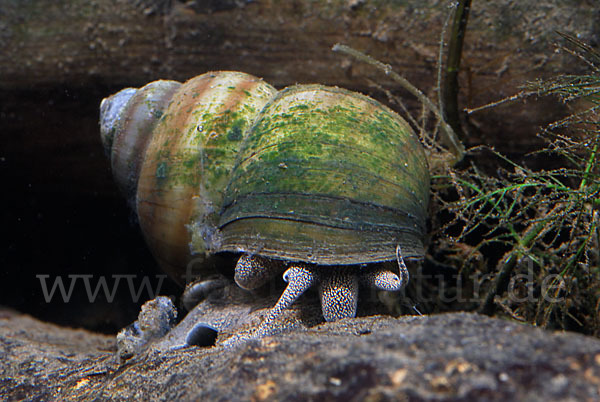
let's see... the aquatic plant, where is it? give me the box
[434,33,600,334]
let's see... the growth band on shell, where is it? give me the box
[100,71,429,324]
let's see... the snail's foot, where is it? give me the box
[359,265,407,291]
[313,260,408,323]
[318,268,359,322]
[234,254,284,290]
[256,251,410,332]
[180,249,409,347]
[253,264,316,338]
[359,244,408,292]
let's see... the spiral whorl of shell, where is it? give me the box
[100,80,182,201]
[100,71,430,285]
[100,72,278,281]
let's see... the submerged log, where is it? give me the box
[1,1,596,91]
[2,0,598,153]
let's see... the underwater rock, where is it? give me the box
[2,307,600,401]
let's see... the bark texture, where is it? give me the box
[2,0,599,194]
[2,0,598,91]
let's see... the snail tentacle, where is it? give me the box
[395,244,410,288]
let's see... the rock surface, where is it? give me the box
[2,307,600,401]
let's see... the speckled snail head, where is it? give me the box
[100,71,430,323]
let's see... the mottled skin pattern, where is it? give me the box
[173,246,411,347]
[235,245,410,327]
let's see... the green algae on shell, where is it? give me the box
[100,72,430,284]
[217,84,429,265]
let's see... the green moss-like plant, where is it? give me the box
[435,33,600,335]
[333,24,600,335]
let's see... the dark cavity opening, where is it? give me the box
[185,323,219,347]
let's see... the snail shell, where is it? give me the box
[100,71,429,323]
[101,72,278,280]
[220,83,428,264]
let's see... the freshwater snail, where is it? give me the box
[100,71,429,328]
